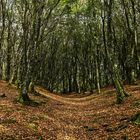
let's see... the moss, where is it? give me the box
[114,79,125,104]
[131,112,140,125]
[16,95,31,105]
[116,96,124,104]
[16,95,41,107]
[17,95,24,104]
[132,100,140,107]
[15,80,20,89]
[28,123,38,131]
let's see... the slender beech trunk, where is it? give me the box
[6,15,12,81]
[95,47,101,94]
[122,0,136,84]
[0,0,6,79]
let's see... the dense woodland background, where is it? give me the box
[0,0,140,139]
[0,0,140,103]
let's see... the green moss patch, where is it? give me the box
[131,112,140,125]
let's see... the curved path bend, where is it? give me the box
[35,86,115,106]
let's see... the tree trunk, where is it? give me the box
[102,0,128,103]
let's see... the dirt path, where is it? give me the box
[35,86,100,105]
[0,81,140,140]
[35,85,140,105]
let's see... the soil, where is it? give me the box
[0,80,140,140]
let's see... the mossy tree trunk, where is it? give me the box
[102,0,129,103]
[112,66,129,103]
[0,0,6,79]
[121,0,137,84]
[18,81,30,103]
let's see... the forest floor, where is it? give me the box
[0,80,140,140]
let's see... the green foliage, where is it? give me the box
[0,0,139,104]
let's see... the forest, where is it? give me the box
[0,0,140,139]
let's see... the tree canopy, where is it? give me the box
[0,0,140,103]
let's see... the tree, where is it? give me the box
[101,0,129,103]
[0,0,140,104]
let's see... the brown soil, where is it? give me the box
[0,80,140,140]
